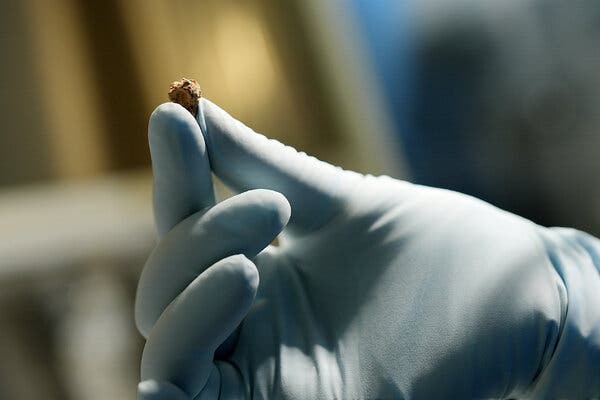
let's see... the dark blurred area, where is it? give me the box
[354,0,600,234]
[0,0,599,398]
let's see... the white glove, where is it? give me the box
[135,99,600,399]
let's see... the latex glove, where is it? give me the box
[135,99,600,399]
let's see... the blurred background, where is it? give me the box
[0,0,599,398]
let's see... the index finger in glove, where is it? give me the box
[135,188,290,338]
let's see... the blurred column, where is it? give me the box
[0,0,54,185]
[0,293,65,400]
[55,266,138,400]
[22,0,110,180]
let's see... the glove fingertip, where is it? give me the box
[149,102,196,142]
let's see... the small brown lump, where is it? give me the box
[168,78,202,116]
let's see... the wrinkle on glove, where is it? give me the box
[527,227,600,398]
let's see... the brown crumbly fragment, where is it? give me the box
[168,78,202,116]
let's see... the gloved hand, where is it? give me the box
[135,99,600,399]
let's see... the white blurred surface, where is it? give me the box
[0,171,155,281]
